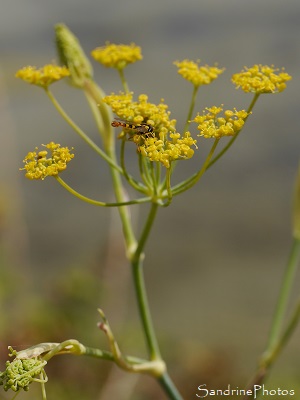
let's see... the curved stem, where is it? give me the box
[207,93,260,169]
[120,138,147,193]
[45,88,122,173]
[55,176,151,207]
[171,138,220,196]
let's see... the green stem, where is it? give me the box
[45,88,122,173]
[243,238,300,399]
[266,298,300,366]
[183,85,199,133]
[172,138,220,196]
[158,372,184,400]
[83,79,113,148]
[263,237,300,360]
[207,93,260,169]
[120,138,147,193]
[131,202,161,360]
[55,176,151,207]
[163,167,173,206]
[80,79,137,250]
[108,151,137,250]
[118,69,130,93]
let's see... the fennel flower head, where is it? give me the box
[21,142,74,180]
[232,64,292,94]
[15,65,70,88]
[91,42,142,70]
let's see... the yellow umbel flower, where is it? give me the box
[21,142,74,180]
[139,132,197,169]
[104,92,176,137]
[15,65,70,88]
[232,64,292,94]
[91,43,142,70]
[193,106,250,139]
[174,59,224,87]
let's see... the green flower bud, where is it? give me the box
[55,23,93,88]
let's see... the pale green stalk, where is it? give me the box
[263,237,300,358]
[120,138,147,193]
[45,88,122,173]
[183,85,199,133]
[131,203,161,359]
[82,79,137,251]
[171,138,220,196]
[118,68,130,93]
[55,176,151,206]
[243,239,300,399]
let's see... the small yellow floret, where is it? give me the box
[20,142,74,180]
[91,43,142,70]
[174,59,224,87]
[193,106,250,139]
[139,132,197,168]
[232,64,292,94]
[15,65,70,88]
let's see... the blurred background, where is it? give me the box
[0,0,300,398]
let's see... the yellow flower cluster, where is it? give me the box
[174,59,224,87]
[139,132,197,169]
[21,142,74,180]
[232,64,292,94]
[91,43,142,70]
[193,106,250,139]
[104,92,177,135]
[15,65,70,88]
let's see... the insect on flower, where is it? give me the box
[111,118,155,139]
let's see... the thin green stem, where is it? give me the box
[139,153,153,189]
[120,138,147,193]
[83,79,113,148]
[84,90,105,137]
[207,93,260,169]
[80,80,137,251]
[183,85,199,133]
[243,238,300,399]
[134,202,159,262]
[266,298,300,366]
[163,167,172,206]
[132,258,162,360]
[263,237,300,359]
[171,138,220,196]
[45,88,122,173]
[244,300,300,400]
[132,202,161,360]
[55,176,151,207]
[150,162,158,196]
[108,152,137,250]
[118,69,130,93]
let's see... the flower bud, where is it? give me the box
[55,23,93,88]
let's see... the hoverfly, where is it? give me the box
[111,118,155,139]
